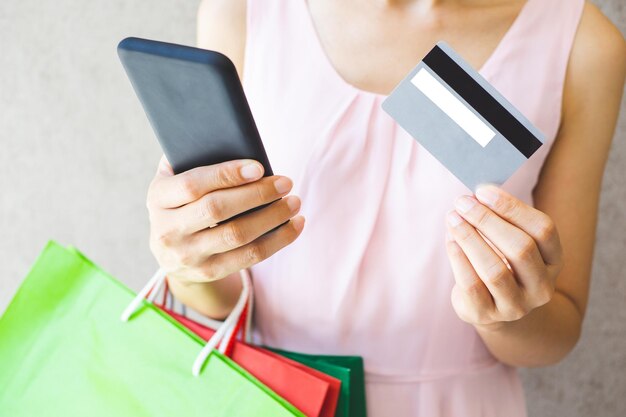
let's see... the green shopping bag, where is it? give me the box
[267,348,367,417]
[0,241,304,417]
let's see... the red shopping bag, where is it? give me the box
[160,306,341,417]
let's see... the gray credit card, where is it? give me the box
[382,41,545,191]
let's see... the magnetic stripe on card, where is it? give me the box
[422,45,542,158]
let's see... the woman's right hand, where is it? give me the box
[147,156,305,286]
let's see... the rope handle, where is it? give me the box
[217,270,254,354]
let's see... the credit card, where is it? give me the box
[382,41,545,191]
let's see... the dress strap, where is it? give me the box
[489,0,585,88]
[242,0,314,90]
[483,0,585,143]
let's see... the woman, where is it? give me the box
[147,0,625,415]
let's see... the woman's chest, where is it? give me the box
[306,0,527,95]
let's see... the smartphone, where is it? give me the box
[118,37,272,176]
[118,37,279,225]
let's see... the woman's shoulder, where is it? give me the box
[568,2,626,93]
[560,2,625,139]
[196,0,247,78]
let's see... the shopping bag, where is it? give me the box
[0,241,304,417]
[267,348,367,417]
[159,272,367,417]
[160,300,341,417]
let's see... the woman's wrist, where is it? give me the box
[472,292,583,367]
[167,271,243,320]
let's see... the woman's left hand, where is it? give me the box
[445,184,563,330]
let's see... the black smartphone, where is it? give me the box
[118,37,280,226]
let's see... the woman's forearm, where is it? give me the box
[475,290,583,367]
[167,271,243,320]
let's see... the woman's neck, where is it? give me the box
[372,0,511,7]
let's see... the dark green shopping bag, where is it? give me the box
[0,241,304,417]
[267,348,367,417]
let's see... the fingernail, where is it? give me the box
[292,215,305,233]
[446,210,463,227]
[445,230,454,242]
[454,196,476,213]
[285,195,300,212]
[475,185,499,207]
[274,177,292,194]
[240,163,263,180]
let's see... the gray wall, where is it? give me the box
[0,1,624,415]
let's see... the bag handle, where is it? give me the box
[217,271,254,351]
[220,301,247,357]
[120,268,252,376]
[120,268,167,321]
[190,269,252,375]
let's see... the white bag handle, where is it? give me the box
[217,268,254,350]
[120,268,253,376]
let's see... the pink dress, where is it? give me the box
[244,0,584,415]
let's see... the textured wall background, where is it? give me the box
[0,1,624,415]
